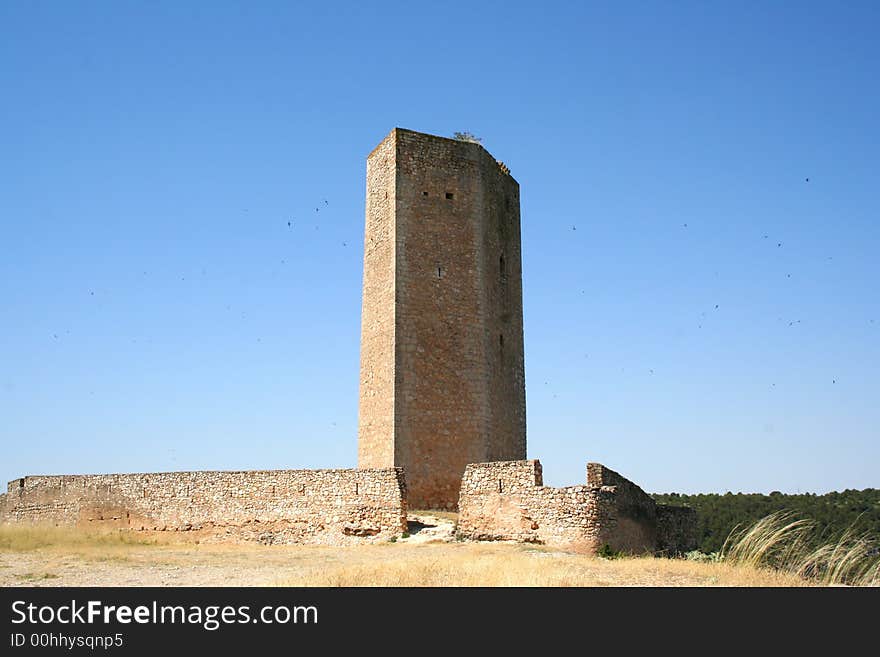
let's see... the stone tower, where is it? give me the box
[357,128,526,509]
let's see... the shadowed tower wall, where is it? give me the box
[358,128,526,509]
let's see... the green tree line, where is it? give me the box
[652,488,880,554]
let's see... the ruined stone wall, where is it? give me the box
[456,460,604,549]
[0,468,407,545]
[656,504,698,555]
[457,460,696,554]
[586,463,659,552]
[357,128,526,510]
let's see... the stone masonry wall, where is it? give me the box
[586,462,660,552]
[357,134,397,469]
[457,460,697,554]
[0,468,407,545]
[358,128,526,510]
[656,504,699,555]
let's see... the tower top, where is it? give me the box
[368,127,515,181]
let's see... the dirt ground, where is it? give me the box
[0,514,806,587]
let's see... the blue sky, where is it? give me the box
[1,1,877,494]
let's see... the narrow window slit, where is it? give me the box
[446,192,454,199]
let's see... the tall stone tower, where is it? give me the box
[357,128,526,509]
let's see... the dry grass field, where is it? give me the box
[3,510,876,587]
[0,522,809,587]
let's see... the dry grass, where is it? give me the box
[0,524,802,586]
[276,542,808,587]
[722,511,880,586]
[0,525,163,552]
[0,524,181,571]
[1,518,873,587]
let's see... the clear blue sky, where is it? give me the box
[1,1,877,494]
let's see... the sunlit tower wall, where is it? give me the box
[357,128,526,509]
